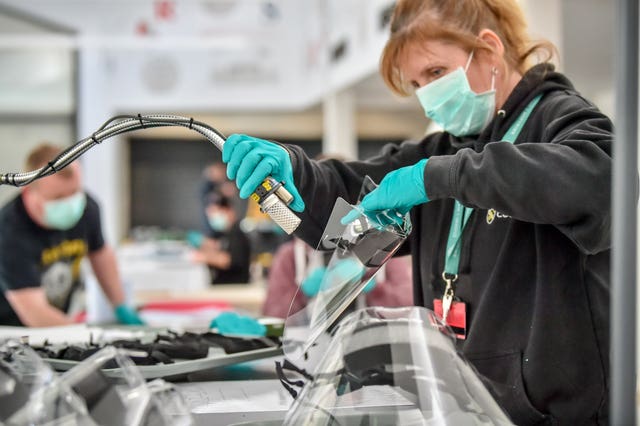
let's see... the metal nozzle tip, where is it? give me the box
[260,194,301,235]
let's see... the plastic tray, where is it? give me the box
[45,345,283,379]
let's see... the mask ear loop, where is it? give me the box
[490,66,497,91]
[464,51,475,72]
[467,50,498,92]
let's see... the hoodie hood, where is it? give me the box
[477,63,575,146]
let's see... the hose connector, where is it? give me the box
[251,178,301,234]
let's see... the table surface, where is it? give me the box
[134,281,267,316]
[175,354,294,425]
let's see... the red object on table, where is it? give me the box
[140,300,231,312]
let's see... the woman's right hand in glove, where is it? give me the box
[222,134,305,212]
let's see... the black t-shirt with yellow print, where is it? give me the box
[0,193,104,325]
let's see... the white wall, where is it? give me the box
[0,8,75,207]
[0,118,75,206]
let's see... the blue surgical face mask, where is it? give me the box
[207,213,229,232]
[415,52,496,137]
[43,192,86,231]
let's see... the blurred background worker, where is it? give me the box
[263,237,413,318]
[199,162,247,228]
[189,189,251,285]
[0,144,143,327]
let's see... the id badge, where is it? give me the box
[434,299,467,340]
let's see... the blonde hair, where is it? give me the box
[380,0,557,96]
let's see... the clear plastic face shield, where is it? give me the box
[283,177,412,361]
[0,341,91,425]
[283,307,513,425]
[0,342,192,426]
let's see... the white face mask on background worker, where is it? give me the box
[415,51,497,136]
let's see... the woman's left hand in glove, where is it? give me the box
[342,159,429,225]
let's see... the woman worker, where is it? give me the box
[222,1,612,424]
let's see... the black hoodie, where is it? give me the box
[285,64,611,425]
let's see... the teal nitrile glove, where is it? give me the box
[300,266,327,297]
[222,134,305,212]
[302,261,364,297]
[341,159,429,225]
[186,230,204,248]
[325,258,365,290]
[210,311,267,336]
[114,304,145,325]
[362,276,377,293]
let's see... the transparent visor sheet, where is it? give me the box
[283,177,411,361]
[0,342,93,425]
[1,343,192,426]
[283,307,514,426]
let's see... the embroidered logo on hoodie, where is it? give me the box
[486,209,511,224]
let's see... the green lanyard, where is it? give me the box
[440,94,543,319]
